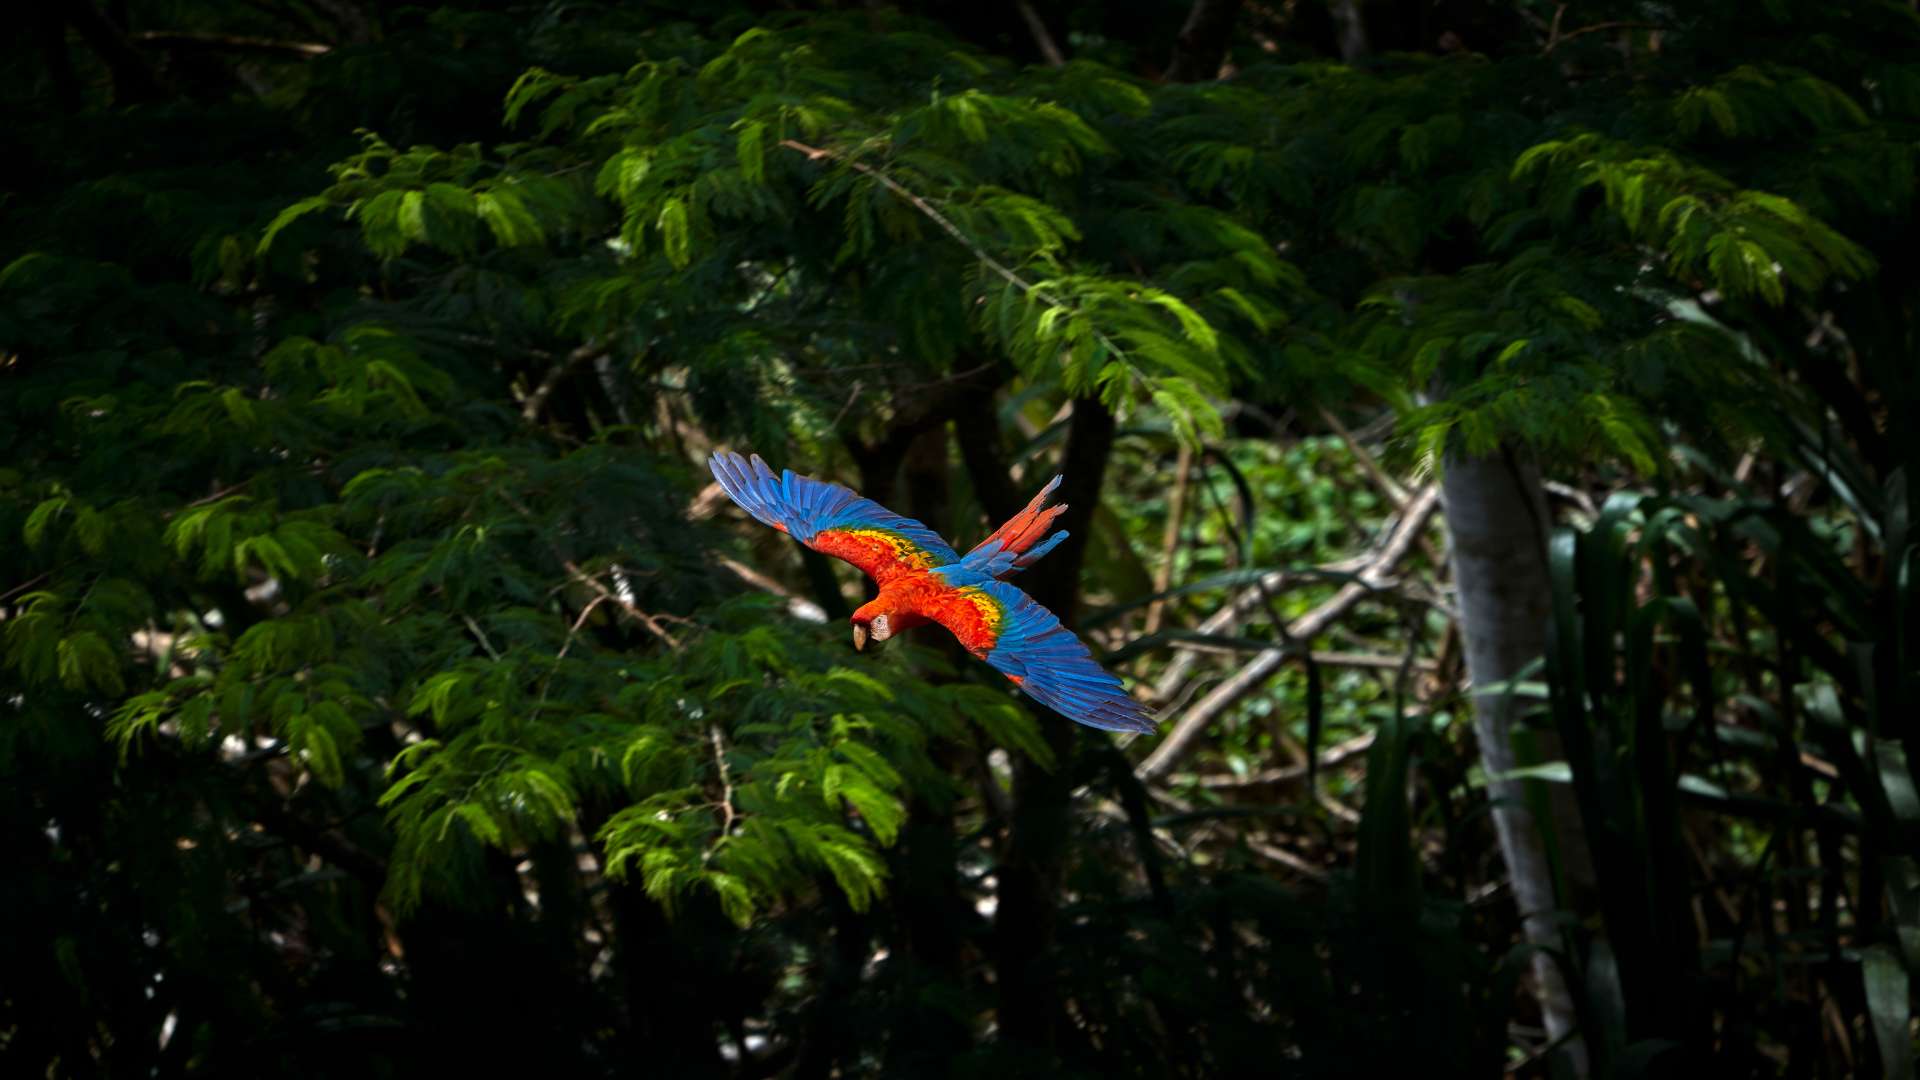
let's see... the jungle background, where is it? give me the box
[5,0,1919,1076]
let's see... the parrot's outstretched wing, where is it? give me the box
[930,575,1156,734]
[960,474,1068,577]
[709,451,960,585]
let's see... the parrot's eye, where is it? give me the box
[869,614,891,641]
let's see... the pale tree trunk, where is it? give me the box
[1440,448,1591,1076]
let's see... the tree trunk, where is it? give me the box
[1440,448,1591,1076]
[883,428,975,1071]
[973,397,1116,1053]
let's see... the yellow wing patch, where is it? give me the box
[839,528,941,571]
[809,527,945,585]
[963,588,1002,633]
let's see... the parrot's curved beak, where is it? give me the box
[852,623,869,651]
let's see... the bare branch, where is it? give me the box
[1173,730,1377,790]
[130,31,330,57]
[1149,484,1438,702]
[461,614,503,662]
[1142,441,1194,636]
[497,489,686,652]
[1147,786,1328,880]
[708,725,737,847]
[717,556,829,624]
[560,560,683,651]
[1013,0,1066,67]
[1543,17,1662,55]
[1137,484,1441,781]
[1319,406,1407,510]
[519,342,601,422]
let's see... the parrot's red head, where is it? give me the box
[849,604,894,651]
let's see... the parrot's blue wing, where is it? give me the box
[964,578,1157,734]
[710,450,960,584]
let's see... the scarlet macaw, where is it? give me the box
[709,450,1156,733]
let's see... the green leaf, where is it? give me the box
[257,195,331,257]
[657,196,691,269]
[476,188,545,247]
[735,120,767,184]
[708,871,755,927]
[23,496,69,549]
[1862,944,1914,1080]
[57,631,123,694]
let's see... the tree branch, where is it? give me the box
[1174,729,1376,789]
[1137,484,1440,780]
[1165,0,1244,82]
[560,560,683,651]
[1142,442,1194,636]
[1013,0,1066,66]
[130,31,331,57]
[1543,17,1661,55]
[779,140,1142,381]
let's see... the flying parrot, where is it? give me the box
[708,450,1156,734]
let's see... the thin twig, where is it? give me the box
[779,139,1140,380]
[1143,441,1194,637]
[521,341,603,422]
[130,30,331,56]
[1161,642,1436,672]
[1176,730,1377,790]
[560,560,683,651]
[1245,837,1331,880]
[718,556,829,623]
[462,614,503,661]
[709,725,737,841]
[1319,406,1407,511]
[1147,785,1330,881]
[555,595,610,662]
[780,140,1048,304]
[1149,554,1366,701]
[0,570,53,605]
[1544,18,1661,54]
[496,489,686,651]
[1196,449,1328,790]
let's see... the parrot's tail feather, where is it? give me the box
[967,474,1068,577]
